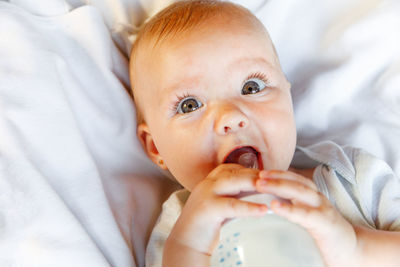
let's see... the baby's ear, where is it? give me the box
[137,123,168,170]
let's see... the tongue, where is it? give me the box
[225,147,259,169]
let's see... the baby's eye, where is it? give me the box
[177,97,203,114]
[241,78,266,95]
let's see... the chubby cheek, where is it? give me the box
[258,107,296,170]
[275,121,296,169]
[277,129,297,169]
[154,125,215,191]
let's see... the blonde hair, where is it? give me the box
[129,0,266,123]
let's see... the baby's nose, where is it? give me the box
[215,106,249,135]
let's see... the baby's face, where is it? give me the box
[134,19,296,191]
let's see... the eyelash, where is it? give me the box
[171,92,191,114]
[245,72,270,86]
[170,72,270,114]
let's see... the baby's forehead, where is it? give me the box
[153,11,265,49]
[135,15,273,69]
[135,19,276,82]
[131,1,269,59]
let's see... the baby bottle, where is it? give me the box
[210,152,324,267]
[210,194,324,267]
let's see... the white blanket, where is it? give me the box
[0,0,399,266]
[0,1,178,266]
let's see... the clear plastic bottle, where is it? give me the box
[210,194,324,267]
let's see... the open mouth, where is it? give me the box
[223,146,262,169]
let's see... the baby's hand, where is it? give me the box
[165,164,268,256]
[256,170,360,267]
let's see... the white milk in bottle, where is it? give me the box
[210,194,324,267]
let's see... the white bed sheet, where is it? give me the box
[0,0,399,266]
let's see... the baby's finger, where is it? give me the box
[212,197,268,218]
[256,178,322,207]
[270,199,337,232]
[211,166,260,195]
[259,170,318,191]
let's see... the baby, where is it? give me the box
[129,1,400,267]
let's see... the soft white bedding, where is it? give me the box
[0,0,399,266]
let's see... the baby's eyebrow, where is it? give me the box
[158,78,200,106]
[158,57,275,107]
[229,56,275,70]
[163,76,200,94]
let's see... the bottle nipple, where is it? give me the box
[238,152,259,169]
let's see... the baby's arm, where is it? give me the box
[352,225,400,267]
[163,164,268,267]
[256,170,400,267]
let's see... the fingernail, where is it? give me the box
[274,201,287,209]
[259,170,269,178]
[258,178,268,186]
[259,204,268,212]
